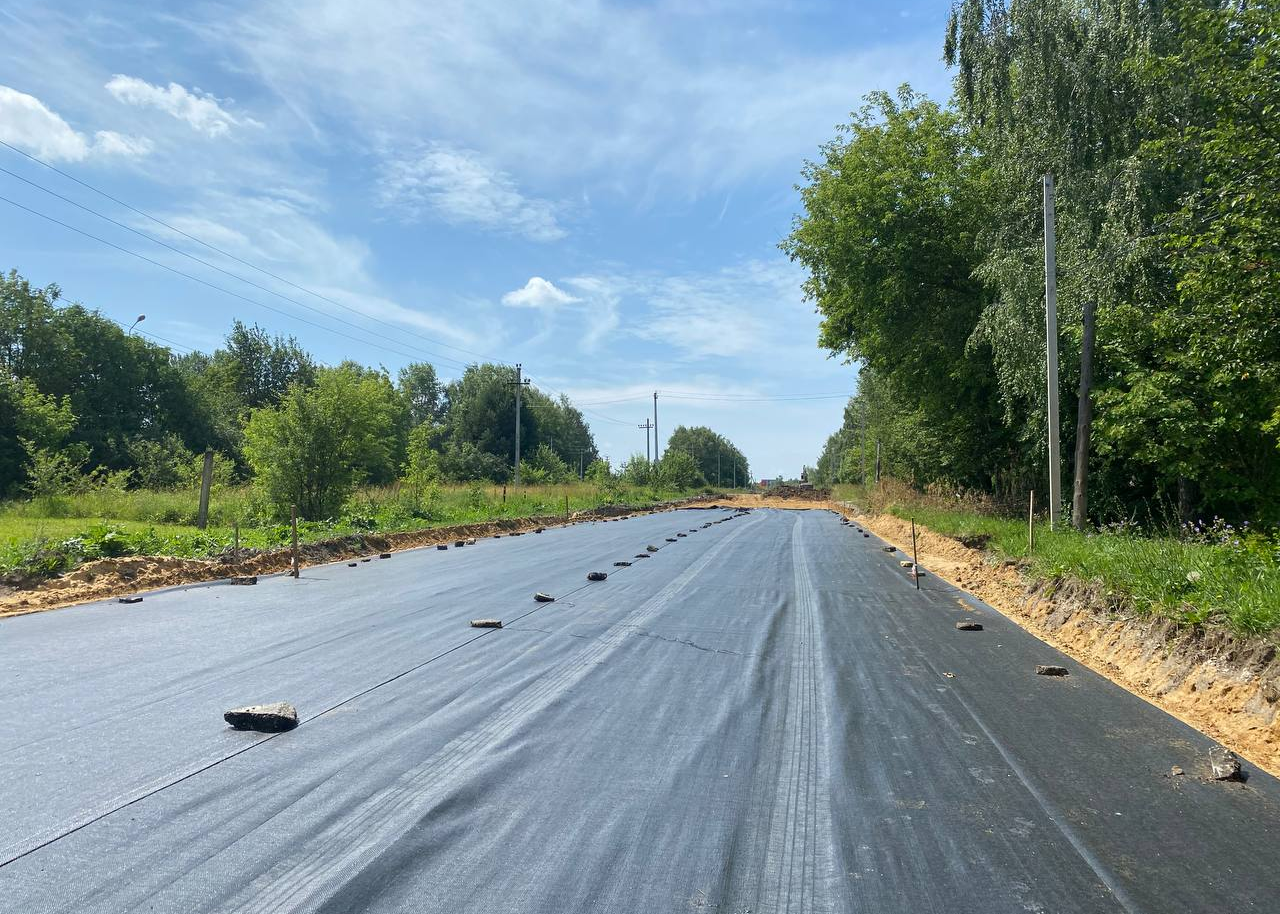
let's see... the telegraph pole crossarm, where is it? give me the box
[638,418,654,464]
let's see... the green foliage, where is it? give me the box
[842,483,1279,635]
[243,365,400,519]
[398,361,443,426]
[655,449,705,489]
[127,434,197,490]
[783,88,1006,491]
[665,425,750,487]
[585,458,612,484]
[798,3,1280,524]
[520,443,573,484]
[438,439,510,482]
[618,453,652,486]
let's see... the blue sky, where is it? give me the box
[0,0,951,477]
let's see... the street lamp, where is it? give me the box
[127,314,146,334]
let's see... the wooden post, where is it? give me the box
[1028,490,1035,554]
[233,521,240,560]
[290,505,300,578]
[196,447,214,530]
[1044,175,1063,529]
[565,494,569,517]
[911,518,920,590]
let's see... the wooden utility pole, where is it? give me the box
[511,364,530,485]
[1043,175,1063,529]
[861,400,867,485]
[196,447,214,530]
[653,392,660,463]
[1072,299,1097,530]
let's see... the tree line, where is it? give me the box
[0,270,750,518]
[785,0,1278,526]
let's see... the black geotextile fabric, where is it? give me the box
[2,508,1278,913]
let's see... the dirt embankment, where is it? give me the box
[0,499,703,619]
[713,493,1280,777]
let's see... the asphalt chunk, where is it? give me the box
[223,702,298,733]
[1036,665,1070,677]
[470,619,503,629]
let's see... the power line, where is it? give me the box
[0,144,649,431]
[0,192,451,367]
[0,139,501,367]
[0,165,476,373]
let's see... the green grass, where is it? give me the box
[0,481,721,583]
[834,482,1280,636]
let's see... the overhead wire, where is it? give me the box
[0,139,500,367]
[0,167,476,372]
[0,145,845,434]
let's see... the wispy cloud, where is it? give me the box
[142,192,500,355]
[226,0,946,193]
[0,85,150,161]
[105,75,253,137]
[378,145,565,241]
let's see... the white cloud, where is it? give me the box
[0,85,149,161]
[105,75,249,137]
[92,130,153,157]
[378,145,565,241]
[225,0,947,192]
[501,277,579,310]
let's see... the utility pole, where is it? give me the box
[1043,174,1062,529]
[511,363,531,485]
[717,450,721,486]
[861,400,867,485]
[653,392,659,463]
[638,419,653,464]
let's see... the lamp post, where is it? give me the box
[127,314,146,334]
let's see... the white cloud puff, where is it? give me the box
[501,277,579,309]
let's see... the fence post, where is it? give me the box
[911,518,920,590]
[233,521,240,561]
[290,505,300,578]
[1028,490,1035,554]
[196,447,214,530]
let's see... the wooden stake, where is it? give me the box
[911,518,920,590]
[196,447,214,530]
[290,504,300,578]
[1028,490,1035,554]
[233,521,240,560]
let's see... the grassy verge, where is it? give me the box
[0,482,724,583]
[834,482,1280,636]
